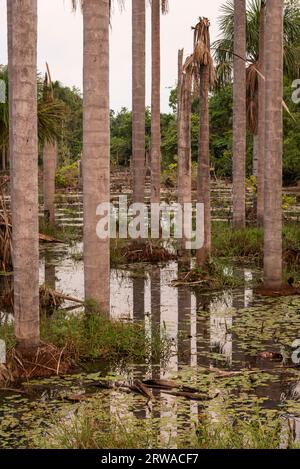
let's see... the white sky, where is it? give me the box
[0,0,224,112]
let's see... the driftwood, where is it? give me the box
[39,233,65,244]
[2,286,84,310]
[122,241,176,264]
[40,287,84,306]
[142,379,218,401]
[142,378,200,394]
[93,378,218,402]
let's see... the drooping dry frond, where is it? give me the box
[191,17,216,90]
[246,62,258,135]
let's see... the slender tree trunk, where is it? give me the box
[132,0,146,205]
[177,49,184,198]
[151,0,161,204]
[233,0,246,229]
[177,64,192,257]
[263,0,283,289]
[11,0,40,351]
[82,0,110,311]
[257,1,266,227]
[196,65,211,266]
[43,141,57,224]
[7,0,13,179]
[253,134,259,178]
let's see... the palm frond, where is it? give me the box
[213,0,300,85]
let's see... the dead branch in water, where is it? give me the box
[122,240,176,264]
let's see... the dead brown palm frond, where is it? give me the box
[191,17,216,89]
[246,62,259,135]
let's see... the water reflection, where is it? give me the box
[1,241,300,447]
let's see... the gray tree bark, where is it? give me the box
[82,0,110,311]
[233,0,246,229]
[11,0,40,351]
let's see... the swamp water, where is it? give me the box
[1,191,300,448]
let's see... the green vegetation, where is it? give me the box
[37,399,158,449]
[55,162,80,189]
[39,218,81,243]
[37,399,298,449]
[0,67,65,155]
[193,414,297,449]
[175,257,244,290]
[0,310,172,364]
[212,222,300,265]
[212,223,264,260]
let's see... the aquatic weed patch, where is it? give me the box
[40,311,172,364]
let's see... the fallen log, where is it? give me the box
[93,378,216,402]
[39,233,65,244]
[142,378,200,394]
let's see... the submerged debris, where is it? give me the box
[122,240,176,264]
[7,342,71,380]
[1,285,83,311]
[172,258,241,290]
[40,286,83,310]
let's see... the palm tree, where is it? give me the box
[43,140,57,225]
[6,0,12,175]
[150,0,168,204]
[214,0,300,225]
[10,0,40,351]
[232,0,246,229]
[43,68,58,225]
[177,48,184,200]
[0,68,65,154]
[82,0,110,311]
[192,18,215,266]
[132,0,146,206]
[177,54,192,257]
[264,0,284,289]
[72,0,110,311]
[257,0,266,227]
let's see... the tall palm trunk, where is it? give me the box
[192,18,213,266]
[7,0,13,176]
[43,141,57,224]
[132,0,146,205]
[196,64,211,266]
[177,49,184,197]
[257,0,266,227]
[177,60,192,256]
[264,0,283,289]
[82,0,110,311]
[232,0,246,229]
[10,0,40,351]
[150,0,161,204]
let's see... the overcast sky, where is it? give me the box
[0,0,225,112]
